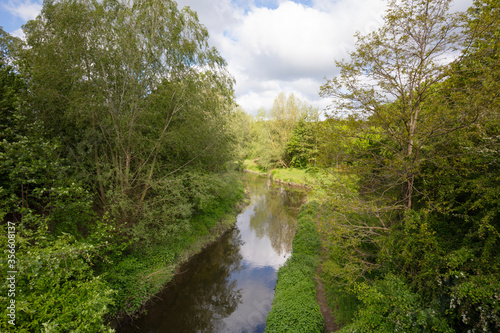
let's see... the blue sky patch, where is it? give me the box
[254,0,279,10]
[290,0,313,7]
[0,11,23,34]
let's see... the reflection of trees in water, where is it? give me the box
[185,230,245,332]
[245,176,306,256]
[119,175,306,333]
[123,229,245,333]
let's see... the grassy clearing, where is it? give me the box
[270,168,311,186]
[270,167,357,203]
[242,159,268,175]
[265,201,324,333]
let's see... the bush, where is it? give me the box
[0,232,114,333]
[339,274,452,333]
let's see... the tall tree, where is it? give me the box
[259,92,312,168]
[20,0,235,224]
[284,115,319,168]
[318,1,500,330]
[320,0,472,210]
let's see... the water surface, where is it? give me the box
[118,174,305,333]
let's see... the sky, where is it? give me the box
[1,0,474,116]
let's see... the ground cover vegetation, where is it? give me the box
[0,0,247,331]
[265,201,324,333]
[246,0,500,331]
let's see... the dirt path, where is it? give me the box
[315,264,340,333]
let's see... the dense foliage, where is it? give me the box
[0,0,244,331]
[246,92,320,170]
[315,0,500,331]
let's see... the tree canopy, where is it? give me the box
[19,0,237,225]
[317,0,500,331]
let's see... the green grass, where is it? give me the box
[270,167,310,185]
[106,180,245,321]
[242,159,268,175]
[265,201,324,333]
[242,159,351,202]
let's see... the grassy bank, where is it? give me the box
[242,159,268,175]
[265,201,324,333]
[270,168,312,187]
[243,159,321,188]
[107,180,246,323]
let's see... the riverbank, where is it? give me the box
[243,159,314,189]
[265,201,324,332]
[108,181,247,328]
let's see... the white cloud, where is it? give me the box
[10,28,25,39]
[178,0,392,115]
[3,0,475,116]
[213,0,390,115]
[3,0,42,21]
[231,3,337,79]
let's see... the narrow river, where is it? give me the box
[117,174,306,333]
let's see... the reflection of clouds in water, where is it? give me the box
[212,178,305,332]
[243,182,301,258]
[238,214,290,269]
[237,201,292,269]
[221,266,277,333]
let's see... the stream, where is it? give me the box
[117,174,306,333]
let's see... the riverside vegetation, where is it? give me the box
[249,1,500,332]
[0,0,247,331]
[1,0,499,332]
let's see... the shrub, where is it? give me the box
[339,274,452,333]
[0,232,114,332]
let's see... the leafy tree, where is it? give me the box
[320,0,470,210]
[1,2,247,330]
[228,106,253,165]
[319,1,500,331]
[317,1,467,288]
[412,1,500,330]
[19,0,236,226]
[0,27,23,142]
[251,92,315,169]
[284,115,319,168]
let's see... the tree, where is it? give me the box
[319,1,500,330]
[320,0,470,210]
[318,0,469,286]
[256,92,313,169]
[0,27,23,142]
[413,2,500,329]
[19,0,236,225]
[284,115,319,168]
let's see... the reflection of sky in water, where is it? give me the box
[237,204,291,269]
[217,187,296,333]
[116,175,303,333]
[219,266,276,332]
